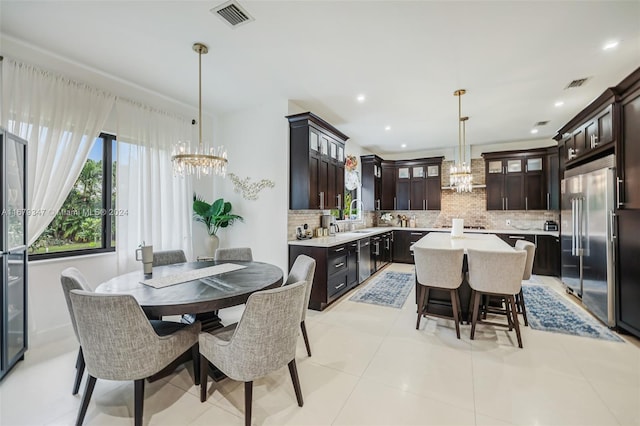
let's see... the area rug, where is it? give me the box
[522,284,623,342]
[350,271,414,309]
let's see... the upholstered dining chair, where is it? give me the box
[514,240,536,326]
[199,280,308,426]
[284,254,316,356]
[152,249,187,267]
[214,247,253,262]
[60,267,92,395]
[69,291,201,426]
[467,249,527,348]
[413,247,465,338]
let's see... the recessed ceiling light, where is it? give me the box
[385,125,391,131]
[530,129,539,134]
[603,40,619,50]
[356,94,366,103]
[401,144,407,148]
[554,101,564,107]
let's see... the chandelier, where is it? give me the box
[172,43,227,177]
[450,89,473,192]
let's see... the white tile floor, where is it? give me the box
[2,263,639,425]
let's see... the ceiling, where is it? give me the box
[1,1,639,155]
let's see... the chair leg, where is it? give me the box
[416,285,425,329]
[508,295,523,348]
[300,321,312,357]
[470,291,481,340]
[455,290,464,324]
[134,379,144,426]
[200,354,208,402]
[73,347,85,395]
[244,381,253,426]
[288,359,304,407]
[450,289,461,339]
[518,289,529,326]
[76,375,96,426]
[191,343,200,386]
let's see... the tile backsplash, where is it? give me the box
[287,158,559,240]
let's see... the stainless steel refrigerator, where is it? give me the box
[561,154,616,327]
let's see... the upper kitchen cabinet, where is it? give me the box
[483,149,550,211]
[554,90,618,166]
[288,112,348,210]
[380,161,396,210]
[546,146,560,210]
[361,155,382,211]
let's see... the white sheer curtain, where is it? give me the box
[115,99,194,273]
[1,58,115,245]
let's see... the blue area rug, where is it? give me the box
[522,284,623,342]
[350,271,414,309]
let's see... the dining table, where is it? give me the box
[410,232,514,321]
[95,260,284,329]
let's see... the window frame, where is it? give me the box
[29,132,116,260]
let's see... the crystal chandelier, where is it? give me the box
[172,43,227,178]
[450,89,473,192]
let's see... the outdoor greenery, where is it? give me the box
[29,158,115,254]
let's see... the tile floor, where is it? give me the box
[2,263,639,425]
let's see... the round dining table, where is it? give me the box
[95,260,284,317]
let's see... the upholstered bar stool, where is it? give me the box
[515,240,536,326]
[467,249,527,348]
[413,247,465,338]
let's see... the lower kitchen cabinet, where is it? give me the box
[370,232,393,272]
[496,233,559,276]
[393,230,429,263]
[289,241,361,311]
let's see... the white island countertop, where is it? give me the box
[288,226,557,248]
[410,232,513,252]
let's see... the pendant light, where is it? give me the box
[450,89,473,192]
[172,43,227,177]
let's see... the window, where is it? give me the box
[29,133,117,259]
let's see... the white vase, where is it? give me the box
[206,234,219,256]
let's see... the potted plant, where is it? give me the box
[193,194,243,254]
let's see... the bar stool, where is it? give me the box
[515,240,536,326]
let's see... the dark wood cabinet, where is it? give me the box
[361,155,382,211]
[393,230,428,263]
[288,112,348,210]
[290,241,355,311]
[483,149,550,211]
[616,69,640,337]
[533,235,560,276]
[381,162,396,210]
[546,148,560,210]
[366,158,442,211]
[370,232,392,272]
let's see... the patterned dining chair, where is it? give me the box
[467,249,527,348]
[413,247,465,338]
[199,280,308,426]
[214,247,253,262]
[284,254,316,356]
[152,249,187,267]
[70,291,201,426]
[60,267,92,395]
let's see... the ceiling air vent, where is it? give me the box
[535,121,549,126]
[211,1,254,28]
[565,77,590,89]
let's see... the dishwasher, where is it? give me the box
[358,237,371,283]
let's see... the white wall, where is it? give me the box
[210,100,291,272]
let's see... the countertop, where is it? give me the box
[288,226,559,248]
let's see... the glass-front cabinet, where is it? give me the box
[1,128,28,380]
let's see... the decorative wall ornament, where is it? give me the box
[227,173,275,200]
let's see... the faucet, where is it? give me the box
[349,199,363,221]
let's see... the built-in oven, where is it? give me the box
[358,237,371,283]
